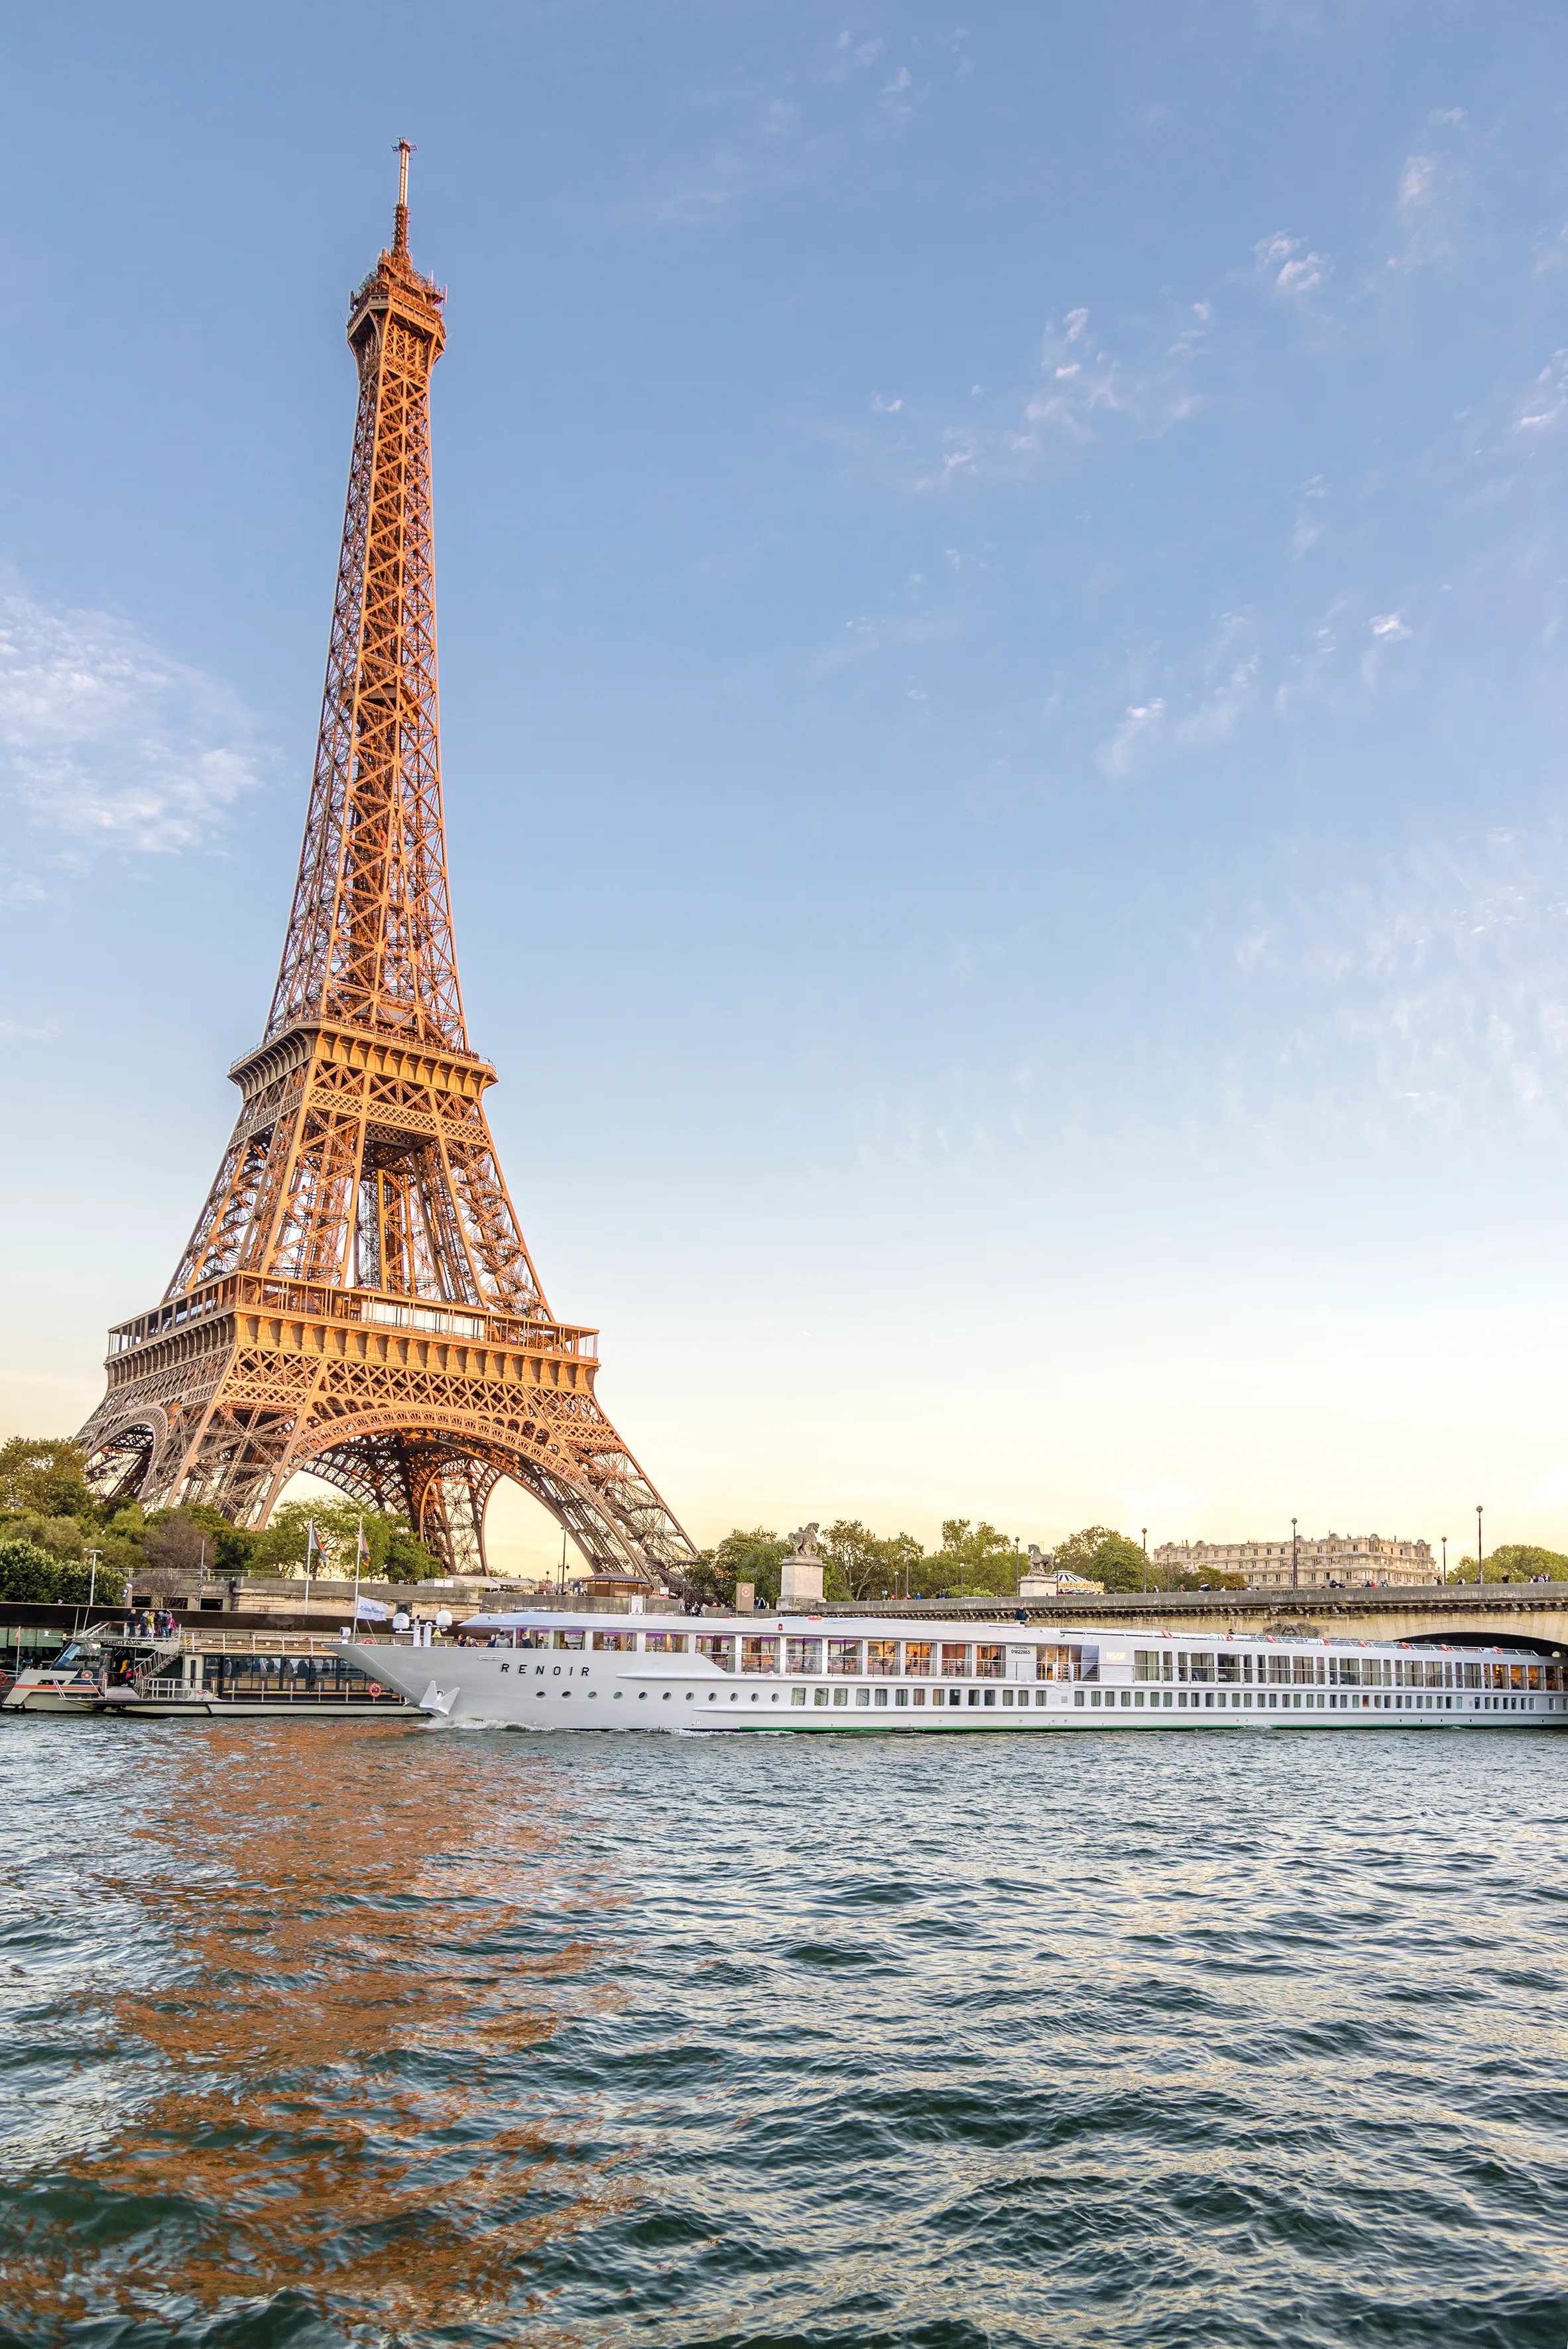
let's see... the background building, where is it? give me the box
[1152,1534,1436,1590]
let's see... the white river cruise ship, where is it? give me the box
[353,1610,1568,1732]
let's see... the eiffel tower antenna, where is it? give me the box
[77,169,702,1596]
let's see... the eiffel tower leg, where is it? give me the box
[414,1463,495,1579]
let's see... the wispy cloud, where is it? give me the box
[620,23,954,228]
[0,586,265,894]
[1254,229,1331,299]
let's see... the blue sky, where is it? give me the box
[5,1,1568,1572]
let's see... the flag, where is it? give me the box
[355,1595,391,1622]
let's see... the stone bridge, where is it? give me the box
[833,1585,1568,1655]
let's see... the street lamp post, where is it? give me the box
[1441,1536,1447,1584]
[1477,1505,1484,1583]
[1142,1528,1148,1594]
[1292,1516,1298,1593]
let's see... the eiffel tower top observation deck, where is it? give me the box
[76,155,702,1591]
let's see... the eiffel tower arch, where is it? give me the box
[77,152,702,1595]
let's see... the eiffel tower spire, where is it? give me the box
[76,164,701,1592]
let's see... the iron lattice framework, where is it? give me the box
[76,161,701,1592]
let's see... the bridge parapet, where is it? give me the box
[821,1585,1568,1652]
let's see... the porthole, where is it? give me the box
[662,1691,672,1701]
[638,1691,648,1701]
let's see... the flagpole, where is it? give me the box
[304,1519,316,1616]
[353,1516,363,1631]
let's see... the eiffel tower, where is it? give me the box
[77,151,701,1592]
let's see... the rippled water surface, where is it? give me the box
[5,1715,1568,2347]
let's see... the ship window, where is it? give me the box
[814,1688,829,1706]
[874,1687,888,1706]
[832,1686,849,1706]
[913,1689,926,1706]
[1217,1654,1241,1683]
[1190,1653,1215,1683]
[695,1636,733,1671]
[974,1645,1002,1681]
[792,1687,806,1705]
[941,1644,968,1678]
[1134,1650,1161,1681]
[903,1642,933,1677]
[594,1632,629,1651]
[895,1688,908,1706]
[855,1688,871,1707]
[867,1640,896,1677]
[827,1640,860,1677]
[786,1638,821,1673]
[741,1638,778,1674]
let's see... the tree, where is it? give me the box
[145,1511,222,1577]
[1048,1526,1156,1592]
[251,1498,440,1581]
[173,1504,257,1575]
[0,1437,96,1524]
[384,1525,444,1583]
[714,1528,791,1605]
[913,1520,1024,1598]
[1451,1543,1568,1585]
[0,1540,66,1602]
[60,1555,125,1606]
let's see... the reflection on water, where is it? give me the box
[4,1718,1568,2346]
[2,1720,633,2339]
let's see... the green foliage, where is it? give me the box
[819,1520,924,1602]
[0,1539,124,1605]
[0,1539,64,1601]
[60,1555,125,1605]
[384,1526,443,1583]
[173,1504,257,1575]
[251,1498,440,1582]
[0,1512,90,1561]
[916,1518,1022,1598]
[1451,1543,1568,1584]
[714,1528,791,1606]
[0,1437,95,1524]
[686,1550,738,1608]
[1081,1534,1152,1593]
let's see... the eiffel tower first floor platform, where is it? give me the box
[75,1270,701,1588]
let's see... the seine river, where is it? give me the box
[4,1715,1567,2346]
